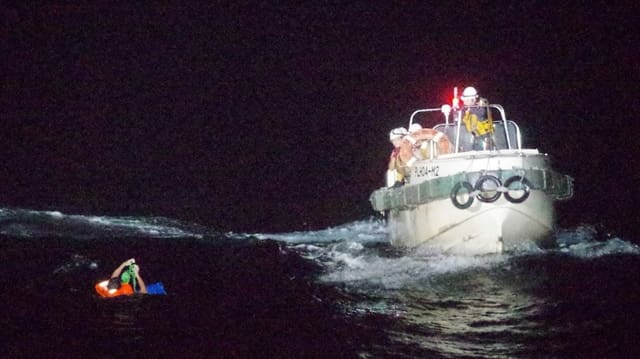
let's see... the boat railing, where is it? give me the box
[409,104,522,153]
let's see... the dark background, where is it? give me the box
[2,3,638,238]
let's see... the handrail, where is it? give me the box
[409,108,441,128]
[407,104,521,151]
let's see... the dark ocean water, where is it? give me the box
[2,208,640,359]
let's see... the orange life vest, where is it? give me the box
[95,280,134,298]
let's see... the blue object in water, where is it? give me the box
[146,282,167,295]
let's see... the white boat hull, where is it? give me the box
[388,190,554,255]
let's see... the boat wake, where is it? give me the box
[254,219,640,291]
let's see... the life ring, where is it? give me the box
[450,181,474,209]
[407,128,452,159]
[503,176,532,203]
[474,175,502,203]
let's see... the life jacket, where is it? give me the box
[95,280,134,298]
[463,106,494,136]
[388,140,415,177]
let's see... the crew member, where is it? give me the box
[387,127,410,187]
[461,86,495,150]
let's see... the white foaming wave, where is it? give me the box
[80,215,202,238]
[556,225,640,257]
[284,231,508,289]
[253,218,517,289]
[320,250,508,289]
[0,207,204,239]
[255,222,640,293]
[310,225,639,290]
[555,225,598,247]
[44,211,64,218]
[560,237,640,257]
[252,218,389,244]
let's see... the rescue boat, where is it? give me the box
[369,89,573,255]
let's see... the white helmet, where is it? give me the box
[409,123,422,133]
[389,127,408,141]
[461,86,478,99]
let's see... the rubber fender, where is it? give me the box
[450,181,475,209]
[475,175,502,203]
[503,176,532,204]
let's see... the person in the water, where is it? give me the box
[95,258,147,297]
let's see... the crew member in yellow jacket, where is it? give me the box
[461,86,495,150]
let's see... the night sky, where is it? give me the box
[2,4,638,237]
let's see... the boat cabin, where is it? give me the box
[409,104,523,154]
